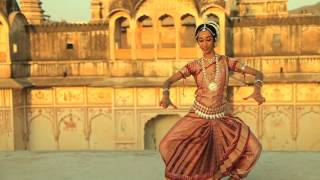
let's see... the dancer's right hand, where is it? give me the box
[159,96,177,109]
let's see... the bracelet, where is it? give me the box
[162,88,170,96]
[163,88,169,92]
[254,79,263,85]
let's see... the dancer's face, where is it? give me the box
[197,30,214,54]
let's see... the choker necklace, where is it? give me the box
[200,55,220,91]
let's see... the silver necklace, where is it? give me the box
[200,55,220,91]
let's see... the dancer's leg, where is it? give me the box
[229,132,262,179]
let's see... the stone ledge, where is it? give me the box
[0,73,319,88]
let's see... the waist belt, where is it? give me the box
[192,100,225,120]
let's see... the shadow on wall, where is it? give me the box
[9,11,31,78]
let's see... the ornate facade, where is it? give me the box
[0,0,319,151]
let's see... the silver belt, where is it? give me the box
[192,100,225,120]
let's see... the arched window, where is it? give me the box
[207,13,219,24]
[159,15,175,48]
[115,17,130,49]
[180,14,196,48]
[137,15,153,48]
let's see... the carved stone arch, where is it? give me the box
[27,108,55,142]
[133,0,147,15]
[108,11,131,59]
[108,9,131,19]
[108,0,147,18]
[181,13,197,21]
[206,13,219,24]
[158,14,175,49]
[8,11,30,62]
[27,108,56,150]
[180,13,196,48]
[8,11,28,25]
[137,14,152,25]
[200,4,226,15]
[136,14,154,49]
[158,14,175,26]
[115,16,130,49]
[138,111,185,149]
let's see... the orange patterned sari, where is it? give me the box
[159,56,262,180]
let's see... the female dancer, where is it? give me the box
[159,22,265,180]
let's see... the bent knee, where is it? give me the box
[252,139,262,159]
[159,138,168,152]
[249,133,263,157]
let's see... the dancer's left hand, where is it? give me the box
[243,91,266,105]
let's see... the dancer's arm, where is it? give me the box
[239,65,265,105]
[228,58,266,105]
[159,72,183,109]
[159,60,196,109]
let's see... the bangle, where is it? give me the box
[254,79,263,85]
[163,88,169,92]
[162,88,170,96]
[163,91,169,96]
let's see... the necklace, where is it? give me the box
[202,57,214,64]
[200,55,220,91]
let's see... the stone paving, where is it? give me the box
[0,151,319,180]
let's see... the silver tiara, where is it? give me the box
[197,21,220,40]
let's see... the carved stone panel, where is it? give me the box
[262,84,293,103]
[0,110,12,134]
[261,106,295,151]
[233,86,256,103]
[27,88,53,105]
[56,87,85,105]
[232,105,259,136]
[115,110,135,142]
[27,108,56,150]
[57,108,87,150]
[0,110,12,150]
[88,107,114,149]
[296,106,320,151]
[137,88,157,107]
[87,87,113,105]
[296,83,320,103]
[0,89,11,108]
[115,88,134,107]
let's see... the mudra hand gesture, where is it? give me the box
[243,87,266,105]
[159,95,178,109]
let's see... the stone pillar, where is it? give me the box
[19,0,45,24]
[175,17,181,60]
[154,18,159,60]
[131,19,137,60]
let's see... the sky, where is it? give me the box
[17,0,320,22]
